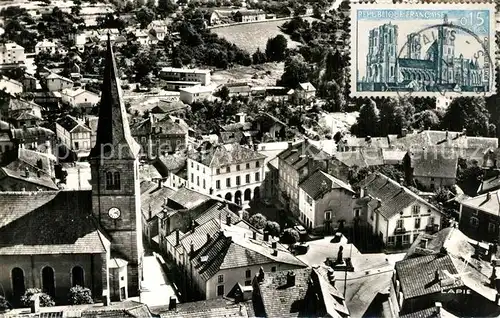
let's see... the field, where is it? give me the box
[211,62,285,87]
[212,19,310,53]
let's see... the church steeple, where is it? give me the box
[90,35,140,160]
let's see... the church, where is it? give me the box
[0,37,143,306]
[361,15,487,92]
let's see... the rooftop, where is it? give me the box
[300,170,354,200]
[161,67,211,75]
[160,298,250,318]
[460,190,500,216]
[408,149,458,179]
[193,143,266,168]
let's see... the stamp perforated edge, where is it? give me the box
[348,2,497,98]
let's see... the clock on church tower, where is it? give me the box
[89,35,143,299]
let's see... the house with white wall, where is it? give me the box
[298,169,355,233]
[187,143,266,205]
[61,88,100,112]
[0,42,25,67]
[56,115,92,157]
[45,73,73,92]
[355,173,443,248]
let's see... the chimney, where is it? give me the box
[191,220,195,233]
[45,140,52,156]
[288,141,293,149]
[207,233,211,243]
[434,269,440,282]
[148,204,152,220]
[30,293,40,314]
[307,156,314,176]
[169,296,177,310]
[190,240,194,255]
[462,128,467,136]
[264,231,269,242]
[491,267,498,287]
[271,241,277,249]
[258,266,265,282]
[496,292,500,306]
[487,192,492,201]
[175,229,180,246]
[226,214,231,226]
[401,128,407,137]
[25,167,30,178]
[287,271,296,286]
[253,231,257,240]
[360,186,366,198]
[272,249,278,256]
[445,130,449,139]
[36,170,41,178]
[435,302,442,314]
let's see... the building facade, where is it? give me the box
[160,67,211,86]
[459,190,500,243]
[0,42,25,67]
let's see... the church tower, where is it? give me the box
[437,14,455,84]
[89,36,143,298]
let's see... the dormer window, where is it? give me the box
[106,171,121,190]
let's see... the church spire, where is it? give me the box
[90,35,140,159]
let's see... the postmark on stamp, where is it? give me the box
[350,3,496,97]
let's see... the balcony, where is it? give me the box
[425,224,439,233]
[394,227,407,235]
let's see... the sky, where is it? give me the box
[354,9,493,82]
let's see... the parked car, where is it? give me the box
[294,225,307,236]
[293,243,310,255]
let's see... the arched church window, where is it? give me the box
[41,266,55,297]
[72,266,84,287]
[11,267,25,301]
[106,172,113,189]
[113,172,121,189]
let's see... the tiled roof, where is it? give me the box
[131,114,188,136]
[405,228,475,260]
[399,306,458,318]
[168,187,211,209]
[357,173,440,219]
[153,154,186,176]
[298,82,316,91]
[141,186,176,219]
[395,254,464,299]
[165,229,184,247]
[278,140,330,172]
[90,37,140,160]
[160,298,250,318]
[180,218,221,254]
[13,110,42,121]
[57,115,90,132]
[194,143,266,167]
[300,170,354,200]
[140,180,158,194]
[193,201,240,226]
[153,100,189,114]
[409,149,458,179]
[0,119,9,130]
[193,231,306,281]
[460,190,500,216]
[0,191,108,255]
[7,98,41,112]
[0,167,58,190]
[11,126,55,140]
[333,149,384,168]
[478,175,500,194]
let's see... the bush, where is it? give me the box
[0,296,11,312]
[20,288,55,308]
[281,228,299,246]
[68,285,94,305]
[248,213,267,230]
[264,221,280,237]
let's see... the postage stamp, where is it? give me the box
[350,3,496,97]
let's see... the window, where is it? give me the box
[470,217,479,227]
[197,164,199,171]
[246,174,250,183]
[226,166,231,173]
[255,172,260,182]
[72,266,84,287]
[217,285,225,296]
[216,168,220,175]
[11,267,25,300]
[403,234,410,245]
[387,236,395,246]
[354,209,360,218]
[218,274,224,283]
[197,176,200,186]
[42,266,55,297]
[428,217,435,226]
[236,165,240,171]
[105,171,120,190]
[191,173,194,183]
[325,211,331,220]
[216,180,221,189]
[306,195,313,205]
[256,161,260,168]
[271,266,277,272]
[396,219,404,229]
[414,218,421,229]
[236,176,241,186]
[203,179,206,189]
[191,162,193,168]
[245,269,251,278]
[412,205,420,216]
[226,178,231,187]
[246,163,250,169]
[489,222,496,233]
[245,280,252,286]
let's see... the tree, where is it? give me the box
[413,109,440,130]
[252,48,267,64]
[20,288,55,308]
[441,97,492,136]
[135,7,155,28]
[158,0,178,16]
[281,228,299,246]
[248,213,267,230]
[68,285,94,305]
[279,54,311,89]
[352,99,379,137]
[265,34,288,62]
[216,86,230,101]
[146,0,156,9]
[134,0,146,8]
[264,221,280,237]
[457,159,483,196]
